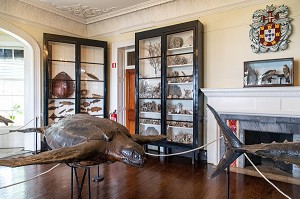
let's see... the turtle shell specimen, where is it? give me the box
[0,114,166,168]
[52,72,75,98]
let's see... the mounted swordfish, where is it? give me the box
[207,104,300,179]
[0,114,166,168]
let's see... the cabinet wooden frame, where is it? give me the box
[135,20,204,157]
[43,33,108,126]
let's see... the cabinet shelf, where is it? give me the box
[140,123,161,127]
[167,64,193,68]
[167,46,193,52]
[168,113,193,116]
[139,77,161,80]
[167,82,193,85]
[80,61,104,65]
[48,59,75,63]
[140,111,161,114]
[168,126,193,130]
[166,98,193,100]
[139,55,161,60]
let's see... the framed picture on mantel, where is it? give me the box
[244,57,294,87]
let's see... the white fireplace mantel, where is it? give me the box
[202,87,300,165]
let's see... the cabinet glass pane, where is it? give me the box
[167,127,193,144]
[49,42,75,61]
[50,61,76,80]
[80,98,103,116]
[47,98,75,124]
[139,37,161,59]
[80,81,104,99]
[81,63,104,81]
[139,59,161,78]
[139,79,161,98]
[167,30,193,55]
[166,100,193,120]
[139,122,161,135]
[81,46,104,63]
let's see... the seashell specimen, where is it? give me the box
[52,72,75,98]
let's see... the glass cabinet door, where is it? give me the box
[80,45,105,118]
[165,30,194,145]
[138,36,162,136]
[47,41,76,124]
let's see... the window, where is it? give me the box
[0,47,24,126]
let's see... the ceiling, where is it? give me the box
[19,0,174,24]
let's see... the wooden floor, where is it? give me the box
[0,156,299,199]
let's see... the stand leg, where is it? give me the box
[92,166,104,182]
[226,166,230,199]
[88,168,91,199]
[71,167,74,199]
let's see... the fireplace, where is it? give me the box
[202,87,300,183]
[220,113,300,177]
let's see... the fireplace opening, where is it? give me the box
[245,130,293,174]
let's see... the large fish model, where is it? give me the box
[0,114,165,168]
[207,104,300,178]
[0,115,13,126]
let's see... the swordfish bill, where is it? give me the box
[207,104,300,179]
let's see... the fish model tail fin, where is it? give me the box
[0,116,14,126]
[206,104,245,178]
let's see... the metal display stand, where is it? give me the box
[226,166,230,199]
[68,164,91,199]
[92,166,104,182]
[33,116,39,154]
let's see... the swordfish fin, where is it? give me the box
[207,104,245,178]
[210,148,243,179]
[207,104,243,148]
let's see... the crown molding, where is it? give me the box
[86,0,175,24]
[18,0,175,25]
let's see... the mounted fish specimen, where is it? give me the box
[87,107,102,112]
[59,109,66,114]
[92,94,103,98]
[48,99,55,105]
[48,106,59,110]
[207,104,300,178]
[260,70,276,83]
[49,113,57,120]
[66,108,74,113]
[59,101,75,106]
[91,99,101,104]
[0,115,14,126]
[81,102,90,107]
[52,72,75,98]
[0,115,166,168]
[81,69,99,80]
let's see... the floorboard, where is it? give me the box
[0,156,299,199]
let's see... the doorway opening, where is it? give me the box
[0,21,41,153]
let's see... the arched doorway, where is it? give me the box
[0,20,41,151]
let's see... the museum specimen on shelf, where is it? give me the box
[207,104,300,178]
[52,72,75,98]
[0,114,166,168]
[243,57,294,87]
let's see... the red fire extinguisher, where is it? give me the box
[110,110,117,122]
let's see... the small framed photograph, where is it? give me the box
[244,57,294,87]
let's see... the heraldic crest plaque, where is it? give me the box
[249,4,292,53]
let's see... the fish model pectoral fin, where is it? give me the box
[210,148,243,179]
